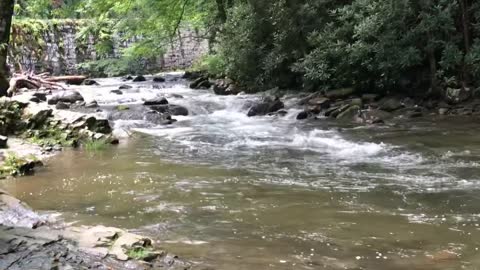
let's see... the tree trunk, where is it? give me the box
[0,0,15,97]
[459,0,471,88]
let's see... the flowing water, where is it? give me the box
[3,74,480,269]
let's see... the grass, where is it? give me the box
[116,105,130,111]
[84,139,109,152]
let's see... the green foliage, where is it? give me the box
[191,54,226,77]
[77,56,149,77]
[0,153,36,177]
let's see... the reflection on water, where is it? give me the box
[2,75,480,269]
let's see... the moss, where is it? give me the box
[125,246,154,261]
[116,105,130,111]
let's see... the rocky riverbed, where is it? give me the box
[2,72,480,269]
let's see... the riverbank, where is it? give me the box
[0,189,191,270]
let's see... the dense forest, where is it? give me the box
[1,0,480,97]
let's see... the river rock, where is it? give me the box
[28,109,53,129]
[379,97,403,112]
[0,190,45,228]
[122,75,133,81]
[48,90,84,105]
[325,88,355,100]
[213,79,240,95]
[361,109,392,124]
[110,89,123,95]
[144,97,168,106]
[153,76,166,82]
[85,117,112,134]
[85,100,99,108]
[32,92,47,102]
[55,102,70,110]
[190,77,211,89]
[145,111,176,125]
[119,84,133,90]
[133,75,147,82]
[151,104,189,116]
[445,87,471,104]
[0,136,7,149]
[247,97,285,117]
[83,79,99,86]
[296,111,312,120]
[336,105,361,121]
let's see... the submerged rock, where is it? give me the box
[119,84,133,90]
[247,97,285,117]
[150,104,189,116]
[110,89,123,95]
[153,76,166,83]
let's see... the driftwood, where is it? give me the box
[7,72,86,96]
[44,75,87,85]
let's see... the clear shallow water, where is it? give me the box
[3,75,480,269]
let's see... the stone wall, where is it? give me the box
[9,20,208,75]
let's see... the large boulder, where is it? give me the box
[48,90,84,105]
[144,97,168,106]
[325,88,355,100]
[247,97,285,117]
[150,104,189,116]
[213,79,240,95]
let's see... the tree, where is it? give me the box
[0,0,15,96]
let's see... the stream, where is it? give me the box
[3,73,480,269]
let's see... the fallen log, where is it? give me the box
[45,75,87,85]
[7,74,66,96]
